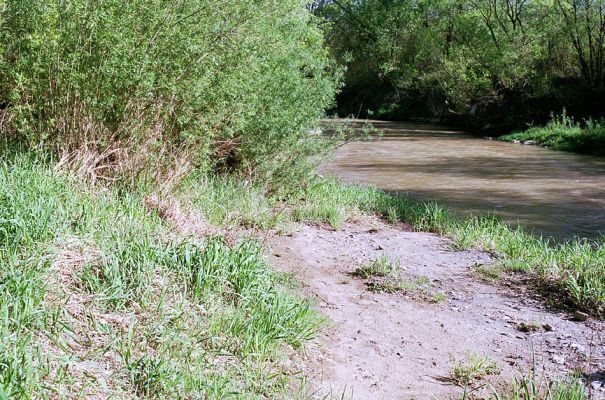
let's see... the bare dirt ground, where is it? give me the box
[266,217,605,400]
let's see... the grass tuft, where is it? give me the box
[353,256,398,278]
[452,353,500,387]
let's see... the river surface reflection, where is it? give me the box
[323,120,605,242]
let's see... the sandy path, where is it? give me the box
[267,218,605,399]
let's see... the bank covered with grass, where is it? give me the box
[183,174,605,318]
[291,179,605,317]
[500,113,605,156]
[2,146,599,398]
[177,166,605,317]
[0,151,320,398]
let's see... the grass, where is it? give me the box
[4,136,600,396]
[352,256,413,293]
[500,112,605,156]
[0,150,319,399]
[474,263,504,282]
[353,256,398,278]
[350,256,448,299]
[452,353,500,387]
[517,322,542,333]
[460,376,588,400]
[431,291,448,303]
[181,174,285,230]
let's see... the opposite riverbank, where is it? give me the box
[499,113,605,156]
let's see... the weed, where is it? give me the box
[416,275,430,286]
[476,374,589,400]
[516,321,543,333]
[452,353,500,387]
[500,112,605,156]
[366,279,415,293]
[353,256,399,278]
[431,292,448,303]
[339,277,352,284]
[386,206,399,223]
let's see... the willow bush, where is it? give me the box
[0,0,339,188]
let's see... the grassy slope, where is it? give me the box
[0,152,318,399]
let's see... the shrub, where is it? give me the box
[0,0,339,187]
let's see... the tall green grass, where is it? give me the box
[181,175,285,229]
[460,376,588,400]
[500,112,605,155]
[0,150,318,398]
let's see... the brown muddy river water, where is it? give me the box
[323,120,605,242]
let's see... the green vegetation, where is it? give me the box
[0,151,318,398]
[496,378,588,400]
[431,291,448,304]
[3,150,595,396]
[0,0,602,397]
[461,376,588,400]
[0,2,340,392]
[0,0,339,190]
[353,255,398,278]
[312,1,605,131]
[516,321,544,333]
[176,175,605,316]
[500,113,605,155]
[452,353,500,387]
[473,263,504,283]
[352,256,413,293]
[351,256,446,298]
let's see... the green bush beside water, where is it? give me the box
[500,113,605,156]
[0,0,339,189]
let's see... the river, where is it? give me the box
[323,120,605,242]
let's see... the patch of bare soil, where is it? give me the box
[267,218,605,399]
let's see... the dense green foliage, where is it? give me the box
[0,0,339,187]
[500,112,605,155]
[313,0,605,129]
[0,150,318,398]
